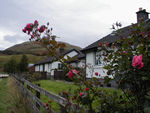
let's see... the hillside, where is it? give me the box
[5,41,82,56]
[0,41,82,72]
[0,54,46,72]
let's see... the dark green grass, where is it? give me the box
[0,78,11,113]
[35,80,78,112]
[34,80,121,112]
[0,78,32,113]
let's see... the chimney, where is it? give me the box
[136,8,149,23]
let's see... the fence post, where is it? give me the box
[59,92,68,113]
[36,83,40,110]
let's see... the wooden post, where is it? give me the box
[36,83,40,110]
[59,92,68,113]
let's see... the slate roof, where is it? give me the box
[82,18,150,53]
[81,25,131,52]
[34,56,56,65]
[34,49,85,65]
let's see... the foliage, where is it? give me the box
[23,20,150,113]
[34,79,119,112]
[27,72,44,82]
[0,54,44,72]
[4,57,18,74]
[4,54,29,74]
[100,21,150,112]
[18,54,28,72]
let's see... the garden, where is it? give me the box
[2,18,150,113]
[20,19,150,113]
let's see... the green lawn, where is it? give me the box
[0,78,31,113]
[34,80,120,112]
[0,78,11,113]
[37,80,77,94]
[34,80,78,112]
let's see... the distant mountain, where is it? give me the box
[4,41,82,56]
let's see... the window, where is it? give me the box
[95,51,102,65]
[58,63,63,70]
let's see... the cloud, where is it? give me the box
[0,47,5,50]
[1,0,150,49]
[3,34,28,43]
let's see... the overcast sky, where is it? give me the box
[0,0,150,50]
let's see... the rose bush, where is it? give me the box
[101,21,150,112]
[23,20,150,113]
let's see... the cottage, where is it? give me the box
[34,48,85,78]
[82,8,149,79]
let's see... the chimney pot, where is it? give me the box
[139,7,143,11]
[136,8,149,23]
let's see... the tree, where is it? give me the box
[4,57,18,74]
[18,54,28,72]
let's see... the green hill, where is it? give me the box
[0,41,82,72]
[5,41,81,56]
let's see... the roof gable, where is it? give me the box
[34,49,85,65]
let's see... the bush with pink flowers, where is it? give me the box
[23,20,150,113]
[100,21,150,112]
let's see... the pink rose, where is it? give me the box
[31,35,34,39]
[72,96,76,100]
[34,20,38,25]
[85,88,89,91]
[80,92,83,96]
[28,30,30,35]
[95,72,98,76]
[68,71,73,78]
[39,25,45,33]
[22,28,26,33]
[26,23,33,31]
[45,103,49,107]
[132,54,144,69]
[122,51,127,55]
[72,69,78,74]
[68,69,77,78]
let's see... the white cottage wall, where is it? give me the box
[86,52,95,78]
[40,65,43,72]
[50,61,61,76]
[77,59,85,68]
[35,65,39,71]
[44,63,49,72]
[85,51,108,78]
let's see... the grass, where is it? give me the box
[37,80,77,94]
[33,80,121,112]
[0,77,31,113]
[0,78,10,113]
[34,80,78,112]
